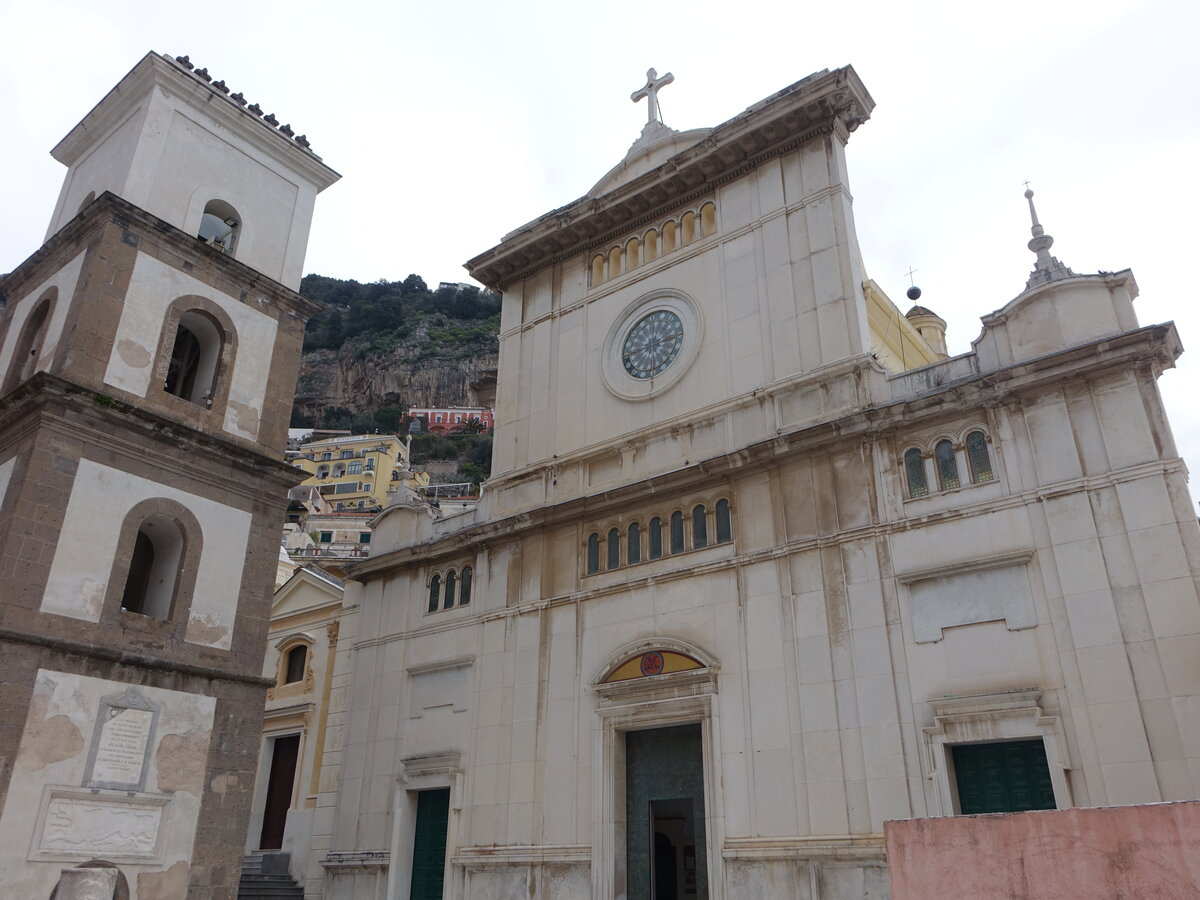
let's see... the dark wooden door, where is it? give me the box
[259,734,300,849]
[953,739,1055,814]
[410,788,451,900]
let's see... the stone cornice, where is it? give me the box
[51,52,339,189]
[465,65,873,291]
[347,323,1179,581]
[0,373,303,505]
[0,192,322,322]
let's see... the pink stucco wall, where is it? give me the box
[885,801,1200,899]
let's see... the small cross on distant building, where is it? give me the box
[905,266,918,286]
[632,68,674,125]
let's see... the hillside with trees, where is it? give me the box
[291,274,501,483]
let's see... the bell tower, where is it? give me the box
[0,53,337,898]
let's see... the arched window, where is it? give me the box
[935,440,960,491]
[197,199,241,255]
[428,574,441,613]
[121,516,185,619]
[700,202,717,237]
[609,246,622,277]
[643,228,658,262]
[627,522,641,565]
[669,511,685,554]
[607,528,621,570]
[460,566,473,605]
[966,431,994,484]
[77,191,97,215]
[164,310,223,406]
[715,499,732,544]
[904,448,929,498]
[681,211,696,245]
[648,517,663,560]
[444,570,457,610]
[587,533,600,574]
[692,505,708,549]
[663,221,677,254]
[626,236,640,269]
[592,255,606,286]
[317,465,329,479]
[333,464,345,477]
[284,645,308,684]
[3,292,55,393]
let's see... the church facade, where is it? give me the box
[307,65,1200,899]
[0,53,336,898]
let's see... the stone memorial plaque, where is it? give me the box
[85,687,158,791]
[91,707,153,786]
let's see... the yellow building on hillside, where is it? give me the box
[290,434,426,512]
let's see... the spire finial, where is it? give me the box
[1022,183,1074,290]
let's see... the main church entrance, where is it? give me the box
[625,724,708,899]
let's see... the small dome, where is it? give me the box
[905,305,939,319]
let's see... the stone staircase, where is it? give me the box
[237,852,304,899]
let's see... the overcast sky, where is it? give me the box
[2,0,1198,507]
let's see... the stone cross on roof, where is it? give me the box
[632,68,674,125]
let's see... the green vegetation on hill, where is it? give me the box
[300,273,500,359]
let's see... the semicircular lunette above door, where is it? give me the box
[601,649,704,683]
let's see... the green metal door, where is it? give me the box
[410,788,450,900]
[952,740,1056,814]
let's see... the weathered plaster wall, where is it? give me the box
[41,458,251,650]
[0,669,215,899]
[884,802,1200,899]
[102,253,278,442]
[0,250,85,382]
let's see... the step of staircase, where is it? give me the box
[238,853,303,900]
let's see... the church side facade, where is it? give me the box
[308,66,1200,899]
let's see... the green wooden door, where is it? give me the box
[953,740,1056,814]
[410,788,450,900]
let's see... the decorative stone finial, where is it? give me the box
[632,68,674,126]
[1023,184,1074,290]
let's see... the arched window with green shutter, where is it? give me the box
[587,534,600,574]
[935,440,960,491]
[627,522,641,565]
[460,566,472,605]
[669,511,685,554]
[648,518,663,560]
[905,447,929,498]
[692,505,708,549]
[715,499,732,544]
[966,430,994,484]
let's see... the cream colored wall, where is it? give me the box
[47,62,324,290]
[41,458,251,650]
[490,135,872,495]
[102,253,278,443]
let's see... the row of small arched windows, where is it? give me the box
[428,566,474,613]
[904,429,994,499]
[591,201,717,287]
[586,499,732,575]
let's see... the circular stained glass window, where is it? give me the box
[621,310,685,379]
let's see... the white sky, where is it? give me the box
[2,0,1198,508]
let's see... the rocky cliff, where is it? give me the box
[292,324,498,424]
